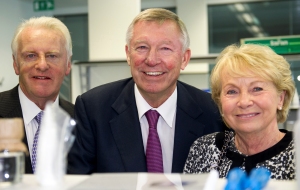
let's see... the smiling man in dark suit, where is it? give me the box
[0,16,74,174]
[68,8,225,174]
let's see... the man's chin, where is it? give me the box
[32,89,58,100]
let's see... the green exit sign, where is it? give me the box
[34,0,54,11]
[241,35,300,55]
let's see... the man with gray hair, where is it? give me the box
[68,8,225,174]
[0,16,74,173]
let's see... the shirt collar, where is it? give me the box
[18,86,59,125]
[134,83,177,128]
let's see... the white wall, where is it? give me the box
[176,0,209,91]
[177,0,208,56]
[87,0,209,58]
[141,0,176,9]
[88,0,140,61]
[71,0,141,102]
[0,0,30,92]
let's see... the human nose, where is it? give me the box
[145,49,161,66]
[237,92,253,108]
[35,56,49,71]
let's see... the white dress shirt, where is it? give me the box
[18,86,59,157]
[134,84,177,173]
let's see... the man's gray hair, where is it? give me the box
[11,16,72,58]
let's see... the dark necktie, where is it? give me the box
[145,110,163,173]
[32,111,43,173]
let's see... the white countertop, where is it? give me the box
[1,173,297,190]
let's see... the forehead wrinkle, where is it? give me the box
[135,38,175,46]
[133,39,146,44]
[223,74,270,89]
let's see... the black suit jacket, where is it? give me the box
[0,85,74,174]
[68,78,226,174]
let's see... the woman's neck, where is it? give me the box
[234,130,285,156]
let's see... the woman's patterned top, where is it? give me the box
[183,130,295,180]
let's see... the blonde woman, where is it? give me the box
[184,44,295,180]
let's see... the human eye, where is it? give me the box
[46,53,60,61]
[46,53,58,59]
[49,54,56,58]
[159,46,173,56]
[226,89,237,95]
[160,45,174,52]
[45,53,60,64]
[23,53,37,62]
[26,53,37,59]
[27,54,36,58]
[135,46,148,52]
[161,47,171,51]
[253,87,263,92]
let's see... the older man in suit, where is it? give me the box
[0,16,74,174]
[68,8,225,174]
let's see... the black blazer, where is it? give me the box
[0,85,74,174]
[68,78,226,174]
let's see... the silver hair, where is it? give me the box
[126,8,190,52]
[11,16,72,58]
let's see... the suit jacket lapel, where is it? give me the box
[110,79,147,172]
[0,85,23,118]
[59,98,74,118]
[172,82,205,173]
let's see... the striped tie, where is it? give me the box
[32,111,43,173]
[145,110,163,173]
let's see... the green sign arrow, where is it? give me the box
[33,0,54,11]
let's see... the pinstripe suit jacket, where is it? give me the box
[0,85,74,173]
